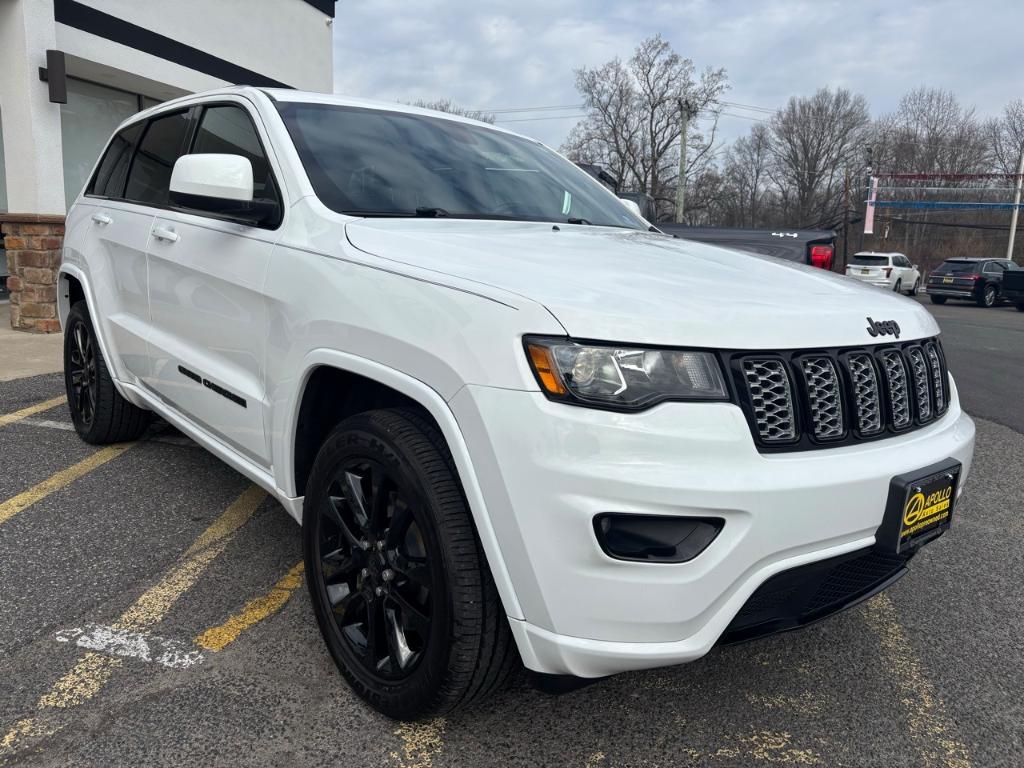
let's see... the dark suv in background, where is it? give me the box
[925,257,1020,308]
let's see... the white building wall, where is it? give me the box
[73,0,333,93]
[0,0,334,215]
[0,0,66,215]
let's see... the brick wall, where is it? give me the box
[0,214,65,333]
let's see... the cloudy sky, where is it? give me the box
[332,0,1021,149]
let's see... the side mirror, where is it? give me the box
[619,198,642,218]
[913,264,920,271]
[170,154,277,224]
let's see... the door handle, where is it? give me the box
[91,213,112,225]
[152,226,179,243]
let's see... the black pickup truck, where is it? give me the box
[656,225,837,271]
[1003,264,1024,311]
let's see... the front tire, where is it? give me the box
[930,295,947,305]
[63,301,150,444]
[907,278,920,296]
[893,279,902,293]
[1016,303,1024,312]
[977,284,997,308]
[302,408,516,719]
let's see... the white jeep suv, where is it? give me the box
[60,87,975,719]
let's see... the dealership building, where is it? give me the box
[0,0,335,330]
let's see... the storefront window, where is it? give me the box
[60,79,140,209]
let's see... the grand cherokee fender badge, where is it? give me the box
[866,317,901,339]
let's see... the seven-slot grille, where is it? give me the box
[735,338,948,451]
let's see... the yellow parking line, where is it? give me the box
[0,443,133,526]
[195,561,304,652]
[0,484,267,759]
[862,593,971,768]
[0,396,66,428]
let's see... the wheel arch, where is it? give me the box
[283,349,524,620]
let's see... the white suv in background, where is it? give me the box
[59,87,975,719]
[846,252,921,295]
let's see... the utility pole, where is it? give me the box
[1007,146,1024,262]
[842,166,850,270]
[674,98,693,224]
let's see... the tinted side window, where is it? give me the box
[88,123,143,199]
[191,106,279,205]
[125,111,191,206]
[983,261,1002,273]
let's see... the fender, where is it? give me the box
[281,348,525,620]
[57,264,146,409]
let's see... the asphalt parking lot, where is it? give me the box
[1,298,1022,768]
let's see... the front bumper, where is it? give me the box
[451,378,975,678]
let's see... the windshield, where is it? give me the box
[276,102,647,230]
[934,261,979,274]
[850,255,888,266]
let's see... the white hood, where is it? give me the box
[345,219,939,349]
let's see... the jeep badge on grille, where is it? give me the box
[866,317,901,339]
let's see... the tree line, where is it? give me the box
[561,35,1024,269]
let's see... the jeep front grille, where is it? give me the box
[742,359,796,442]
[800,357,844,440]
[847,353,883,436]
[907,346,932,421]
[734,338,948,451]
[880,350,912,429]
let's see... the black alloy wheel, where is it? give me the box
[67,318,98,429]
[62,302,150,444]
[979,284,997,308]
[303,409,516,719]
[316,458,433,680]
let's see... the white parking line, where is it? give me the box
[19,417,197,448]
[55,624,204,670]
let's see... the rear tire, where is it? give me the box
[930,295,947,305]
[977,284,997,308]
[302,408,516,719]
[63,301,150,444]
[1016,303,1024,312]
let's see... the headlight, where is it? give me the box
[524,336,729,410]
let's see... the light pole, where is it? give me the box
[1006,146,1024,262]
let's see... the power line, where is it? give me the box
[494,114,588,123]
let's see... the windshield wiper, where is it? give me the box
[415,207,449,217]
[566,217,591,225]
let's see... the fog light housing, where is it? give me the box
[594,514,723,563]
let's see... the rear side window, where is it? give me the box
[87,123,143,199]
[191,105,279,205]
[125,111,191,206]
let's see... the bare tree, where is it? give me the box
[409,98,496,124]
[988,98,1024,175]
[720,123,773,227]
[867,88,990,266]
[560,35,728,220]
[767,87,870,229]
